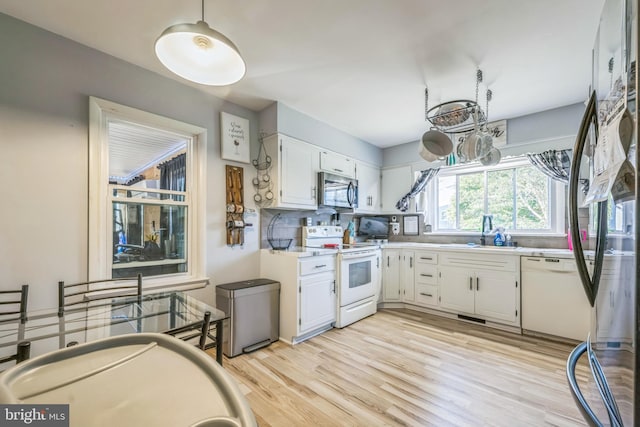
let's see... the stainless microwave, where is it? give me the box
[317,172,358,208]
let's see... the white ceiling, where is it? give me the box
[0,0,605,147]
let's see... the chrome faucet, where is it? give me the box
[480,214,493,246]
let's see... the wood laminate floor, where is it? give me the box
[211,309,597,426]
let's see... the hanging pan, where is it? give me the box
[419,129,453,162]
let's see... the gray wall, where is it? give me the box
[260,102,383,166]
[0,13,262,309]
[383,102,585,167]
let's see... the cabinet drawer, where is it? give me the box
[415,284,438,307]
[415,264,437,285]
[299,255,336,276]
[415,252,438,264]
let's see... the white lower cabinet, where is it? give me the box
[439,266,475,313]
[413,251,439,308]
[299,271,336,333]
[382,249,401,301]
[401,251,415,302]
[260,251,336,344]
[438,252,520,327]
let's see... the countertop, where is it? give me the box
[262,243,631,260]
[380,242,577,258]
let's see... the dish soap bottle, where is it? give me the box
[494,227,505,246]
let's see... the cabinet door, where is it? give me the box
[299,272,336,333]
[401,251,415,302]
[320,151,355,178]
[439,266,474,314]
[280,135,318,207]
[380,166,412,213]
[355,161,380,213]
[474,270,517,323]
[382,249,401,301]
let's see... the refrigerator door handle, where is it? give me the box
[566,341,603,427]
[568,90,606,307]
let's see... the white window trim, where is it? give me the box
[423,156,565,236]
[88,97,208,290]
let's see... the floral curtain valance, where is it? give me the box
[395,168,440,212]
[526,149,571,184]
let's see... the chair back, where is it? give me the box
[58,274,142,317]
[0,285,28,323]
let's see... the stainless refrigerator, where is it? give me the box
[566,0,638,425]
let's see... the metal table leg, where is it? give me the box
[215,319,223,366]
[199,311,211,350]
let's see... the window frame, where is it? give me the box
[423,156,565,235]
[89,97,208,290]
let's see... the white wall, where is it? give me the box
[0,12,262,309]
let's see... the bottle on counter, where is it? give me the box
[494,227,505,246]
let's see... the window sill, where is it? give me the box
[143,276,209,292]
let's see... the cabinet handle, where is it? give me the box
[469,277,472,291]
[420,274,433,277]
[334,168,343,173]
[420,257,433,261]
[377,256,380,268]
[419,292,433,297]
[410,257,413,268]
[387,256,390,267]
[332,280,336,294]
[476,277,479,291]
[315,264,327,269]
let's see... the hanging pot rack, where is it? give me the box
[425,69,487,134]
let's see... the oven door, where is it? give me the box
[339,251,377,306]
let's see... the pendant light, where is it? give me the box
[155,0,246,86]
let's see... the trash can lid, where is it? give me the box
[216,278,279,291]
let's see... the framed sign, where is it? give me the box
[403,215,419,236]
[221,112,250,163]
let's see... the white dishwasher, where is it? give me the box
[521,256,592,341]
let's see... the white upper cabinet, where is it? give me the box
[264,133,319,209]
[355,161,380,213]
[380,165,412,213]
[319,151,355,178]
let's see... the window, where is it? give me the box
[89,97,207,289]
[426,157,564,234]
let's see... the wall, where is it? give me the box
[259,102,383,166]
[0,13,263,309]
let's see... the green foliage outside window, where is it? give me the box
[438,164,550,231]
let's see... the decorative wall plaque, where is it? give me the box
[221,112,250,163]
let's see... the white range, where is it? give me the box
[302,226,381,328]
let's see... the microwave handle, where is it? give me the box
[347,182,355,206]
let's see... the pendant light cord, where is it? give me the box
[201,0,205,21]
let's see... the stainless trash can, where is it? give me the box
[216,279,280,357]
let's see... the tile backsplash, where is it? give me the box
[259,210,580,250]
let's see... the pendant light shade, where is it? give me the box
[155,13,245,86]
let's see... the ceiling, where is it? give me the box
[0,0,605,148]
